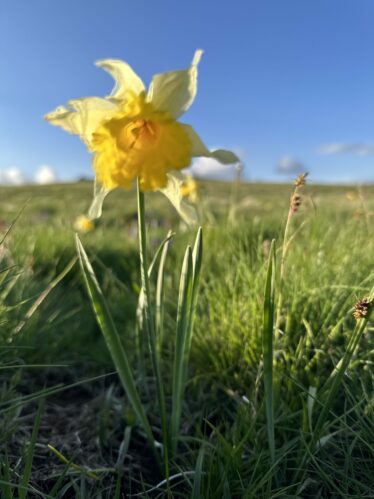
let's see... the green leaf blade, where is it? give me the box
[75,235,156,454]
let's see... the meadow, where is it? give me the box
[0,178,373,498]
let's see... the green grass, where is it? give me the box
[0,179,373,497]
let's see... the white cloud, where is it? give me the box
[0,167,27,185]
[318,143,374,156]
[277,155,305,174]
[189,156,240,180]
[34,165,58,184]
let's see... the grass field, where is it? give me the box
[0,179,373,498]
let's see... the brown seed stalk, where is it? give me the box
[291,194,302,213]
[294,172,308,187]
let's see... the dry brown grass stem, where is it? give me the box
[275,173,308,331]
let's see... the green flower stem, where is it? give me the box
[136,178,170,477]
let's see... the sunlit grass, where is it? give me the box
[0,179,373,497]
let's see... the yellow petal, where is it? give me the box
[182,124,209,156]
[45,97,117,146]
[96,59,145,101]
[147,50,203,118]
[182,125,240,164]
[159,173,198,225]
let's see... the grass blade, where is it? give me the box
[0,372,115,414]
[47,444,99,480]
[19,398,44,499]
[13,257,77,335]
[262,239,276,464]
[0,451,13,499]
[191,446,205,499]
[0,202,29,247]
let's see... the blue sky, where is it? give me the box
[1,0,374,184]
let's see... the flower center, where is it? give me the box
[118,119,160,151]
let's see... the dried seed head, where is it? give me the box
[291,194,302,213]
[294,172,308,187]
[353,298,372,320]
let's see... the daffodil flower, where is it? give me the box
[74,215,94,233]
[45,50,239,222]
[180,174,199,204]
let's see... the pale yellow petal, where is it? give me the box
[45,97,117,146]
[182,125,240,164]
[159,173,198,225]
[182,124,210,156]
[147,49,203,118]
[96,59,145,100]
[88,181,112,219]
